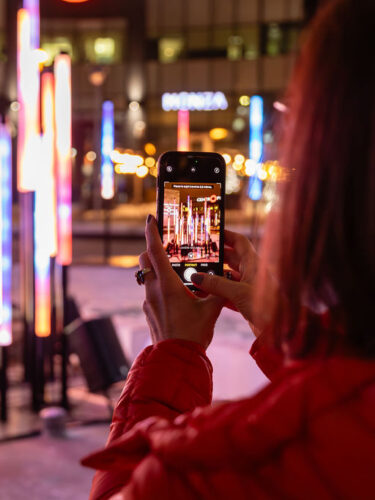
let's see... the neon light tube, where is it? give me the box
[101,101,115,200]
[0,125,12,346]
[55,54,72,266]
[41,72,58,258]
[248,95,264,201]
[34,72,58,337]
[177,110,189,151]
[17,8,40,192]
[23,0,40,49]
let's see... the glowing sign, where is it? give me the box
[162,92,228,111]
[0,125,12,346]
[55,54,72,266]
[177,110,189,151]
[101,101,115,200]
[248,95,264,201]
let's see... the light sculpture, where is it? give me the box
[34,72,58,337]
[17,8,40,192]
[177,110,189,151]
[248,95,264,201]
[101,101,115,200]
[23,0,40,49]
[0,125,12,346]
[54,54,72,266]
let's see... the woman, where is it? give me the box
[83,0,375,498]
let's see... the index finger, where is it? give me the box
[145,215,183,289]
[224,229,253,257]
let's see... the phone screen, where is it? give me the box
[157,152,225,289]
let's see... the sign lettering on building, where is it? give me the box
[162,92,228,111]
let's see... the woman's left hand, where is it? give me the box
[139,215,225,350]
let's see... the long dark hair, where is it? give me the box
[259,0,375,357]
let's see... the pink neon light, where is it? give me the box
[55,54,72,266]
[177,110,189,151]
[17,9,40,192]
[41,72,58,258]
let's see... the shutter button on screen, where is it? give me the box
[184,268,197,283]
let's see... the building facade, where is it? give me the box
[0,0,306,205]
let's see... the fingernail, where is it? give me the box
[147,214,153,224]
[191,273,203,285]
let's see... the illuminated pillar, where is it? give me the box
[17,8,40,192]
[23,0,40,49]
[0,125,12,346]
[101,101,115,200]
[34,72,57,337]
[55,54,72,266]
[248,95,264,201]
[177,110,189,151]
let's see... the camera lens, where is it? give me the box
[166,165,173,172]
[191,166,196,173]
[214,167,220,174]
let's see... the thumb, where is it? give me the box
[191,272,246,304]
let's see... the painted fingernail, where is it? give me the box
[191,273,203,285]
[147,214,153,224]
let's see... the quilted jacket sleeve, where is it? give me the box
[86,339,213,500]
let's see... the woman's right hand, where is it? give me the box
[191,229,277,335]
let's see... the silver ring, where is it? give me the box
[135,267,152,285]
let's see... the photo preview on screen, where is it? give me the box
[162,182,222,272]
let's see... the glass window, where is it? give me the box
[212,28,232,50]
[94,38,116,63]
[227,35,243,61]
[41,37,74,66]
[239,26,259,60]
[84,35,122,64]
[158,37,184,63]
[187,30,209,51]
[266,23,283,56]
[285,26,300,53]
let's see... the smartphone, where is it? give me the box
[157,151,226,290]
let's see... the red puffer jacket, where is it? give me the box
[82,336,375,499]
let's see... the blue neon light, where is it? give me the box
[0,124,12,345]
[248,95,264,201]
[101,101,115,200]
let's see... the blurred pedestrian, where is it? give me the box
[83,1,375,498]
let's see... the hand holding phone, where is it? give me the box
[157,151,226,291]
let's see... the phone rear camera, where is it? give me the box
[166,165,173,172]
[191,166,196,173]
[214,167,220,173]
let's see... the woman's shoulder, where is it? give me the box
[90,355,375,473]
[153,356,375,463]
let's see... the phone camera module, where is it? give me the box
[166,165,173,172]
[214,167,220,174]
